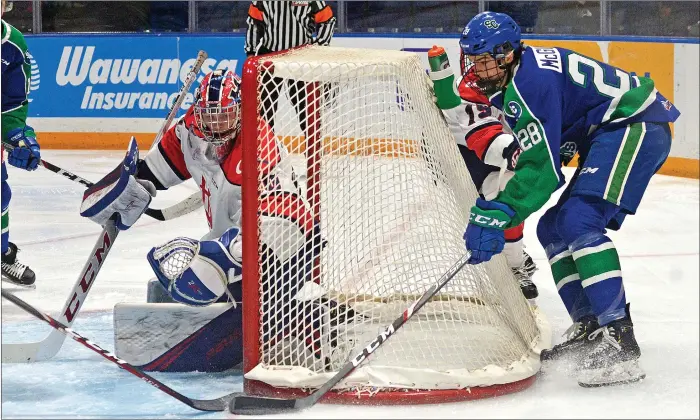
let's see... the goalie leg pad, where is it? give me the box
[147,227,243,306]
[114,302,243,372]
[80,138,156,230]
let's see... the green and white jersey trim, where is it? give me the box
[603,122,647,205]
[557,273,581,290]
[1,207,9,235]
[494,64,562,226]
[510,70,561,186]
[571,241,616,260]
[1,19,32,141]
[602,76,659,125]
[1,20,11,42]
[581,270,623,288]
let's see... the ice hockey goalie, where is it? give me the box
[81,69,337,372]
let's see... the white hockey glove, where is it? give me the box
[147,226,243,306]
[79,138,156,230]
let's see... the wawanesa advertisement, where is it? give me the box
[23,34,699,177]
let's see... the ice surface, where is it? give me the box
[1,150,698,418]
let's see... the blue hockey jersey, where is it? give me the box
[1,19,34,144]
[489,46,680,226]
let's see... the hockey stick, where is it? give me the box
[1,51,208,222]
[1,219,119,363]
[229,251,472,415]
[1,289,236,412]
[0,142,176,221]
[137,50,210,218]
[150,50,207,149]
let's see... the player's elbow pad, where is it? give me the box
[483,134,518,169]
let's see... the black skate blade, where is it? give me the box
[579,373,646,388]
[1,277,36,290]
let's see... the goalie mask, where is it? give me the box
[193,69,242,162]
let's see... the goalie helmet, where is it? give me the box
[193,69,242,162]
[459,12,522,95]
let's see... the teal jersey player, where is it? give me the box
[458,11,679,387]
[2,7,41,287]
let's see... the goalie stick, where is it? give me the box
[137,50,211,219]
[1,219,119,363]
[0,50,208,222]
[0,142,196,221]
[150,49,207,150]
[142,50,210,216]
[1,289,237,412]
[229,251,472,415]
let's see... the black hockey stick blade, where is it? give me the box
[229,395,306,415]
[1,289,236,412]
[189,393,240,412]
[144,208,166,221]
[229,253,472,415]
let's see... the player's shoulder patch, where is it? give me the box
[530,47,563,73]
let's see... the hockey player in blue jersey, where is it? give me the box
[459,12,680,387]
[1,1,41,287]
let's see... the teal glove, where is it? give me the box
[464,198,515,264]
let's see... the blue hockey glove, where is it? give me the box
[464,198,515,264]
[7,126,40,171]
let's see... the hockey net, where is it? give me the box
[240,45,550,404]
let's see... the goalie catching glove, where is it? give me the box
[79,138,156,230]
[464,198,515,264]
[147,226,243,306]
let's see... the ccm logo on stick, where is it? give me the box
[64,230,112,322]
[350,324,396,367]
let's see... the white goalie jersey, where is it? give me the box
[140,107,314,250]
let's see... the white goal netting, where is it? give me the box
[241,45,549,398]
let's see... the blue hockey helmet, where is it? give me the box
[459,12,523,93]
[460,12,522,57]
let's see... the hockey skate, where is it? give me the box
[320,297,361,371]
[1,242,36,288]
[577,310,645,387]
[512,251,538,300]
[288,286,361,372]
[540,315,600,363]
